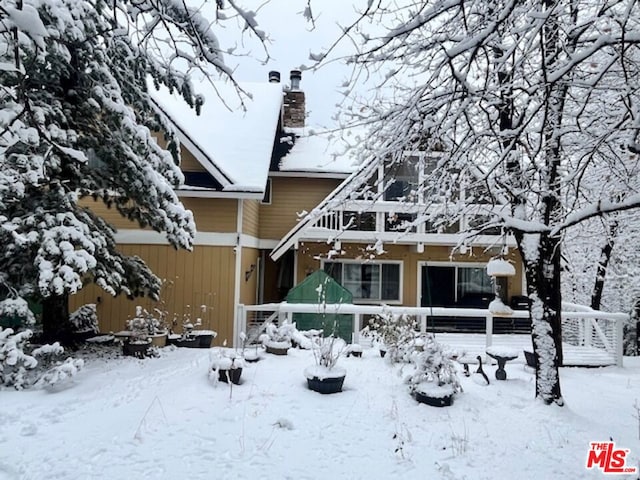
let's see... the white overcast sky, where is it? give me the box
[215,0,366,128]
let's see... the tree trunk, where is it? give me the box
[517,232,564,405]
[590,222,617,311]
[41,293,74,347]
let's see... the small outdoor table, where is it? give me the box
[485,347,519,380]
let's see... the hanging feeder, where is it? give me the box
[486,258,516,277]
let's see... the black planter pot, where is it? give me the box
[194,334,214,348]
[123,341,151,358]
[218,368,242,385]
[73,330,98,343]
[173,337,200,348]
[265,344,290,356]
[379,349,387,358]
[412,390,454,407]
[306,375,346,394]
[524,350,537,368]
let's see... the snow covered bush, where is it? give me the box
[367,313,420,363]
[312,336,347,370]
[127,306,163,342]
[260,321,298,349]
[0,328,38,389]
[406,335,462,399]
[0,328,83,389]
[34,357,85,389]
[69,304,99,334]
[0,298,36,328]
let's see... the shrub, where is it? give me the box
[70,304,99,334]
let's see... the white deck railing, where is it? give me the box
[236,303,628,367]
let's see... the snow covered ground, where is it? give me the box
[2,345,639,480]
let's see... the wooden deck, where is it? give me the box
[432,333,617,367]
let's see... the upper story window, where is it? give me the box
[382,152,440,202]
[323,260,402,302]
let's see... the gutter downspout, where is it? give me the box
[233,199,244,347]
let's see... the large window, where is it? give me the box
[421,264,494,308]
[323,261,401,302]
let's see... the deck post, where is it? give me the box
[235,304,245,348]
[353,313,360,344]
[615,317,624,367]
[584,318,592,348]
[420,314,426,333]
[485,314,493,362]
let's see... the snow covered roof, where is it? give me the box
[151,79,284,193]
[278,127,361,174]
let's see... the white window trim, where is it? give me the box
[321,259,403,304]
[416,261,491,307]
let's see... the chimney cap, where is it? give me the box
[290,69,302,90]
[268,71,281,83]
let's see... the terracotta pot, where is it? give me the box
[149,333,167,348]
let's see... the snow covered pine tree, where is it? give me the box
[309,1,640,404]
[0,0,266,345]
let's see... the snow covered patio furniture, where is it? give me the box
[486,346,519,380]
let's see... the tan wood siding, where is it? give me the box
[295,242,523,307]
[179,148,206,172]
[69,244,237,345]
[242,200,260,237]
[182,197,237,233]
[79,198,140,230]
[259,177,341,240]
[153,133,205,172]
[80,197,237,234]
[239,248,260,305]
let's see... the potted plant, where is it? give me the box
[69,304,99,343]
[209,349,245,385]
[169,318,217,348]
[122,313,153,358]
[304,335,347,394]
[238,332,263,363]
[260,321,296,355]
[406,334,462,407]
[367,313,420,363]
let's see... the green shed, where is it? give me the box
[285,270,354,342]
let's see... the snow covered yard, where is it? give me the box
[2,345,639,480]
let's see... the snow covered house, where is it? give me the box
[70,70,525,344]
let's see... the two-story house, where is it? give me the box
[71,70,525,344]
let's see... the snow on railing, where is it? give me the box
[238,303,628,366]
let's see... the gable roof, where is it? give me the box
[151,79,284,194]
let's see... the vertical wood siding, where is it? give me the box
[259,177,342,240]
[242,200,260,238]
[69,244,237,345]
[181,198,237,233]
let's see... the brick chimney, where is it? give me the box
[283,69,305,128]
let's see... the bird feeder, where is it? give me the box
[486,258,515,303]
[486,258,516,277]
